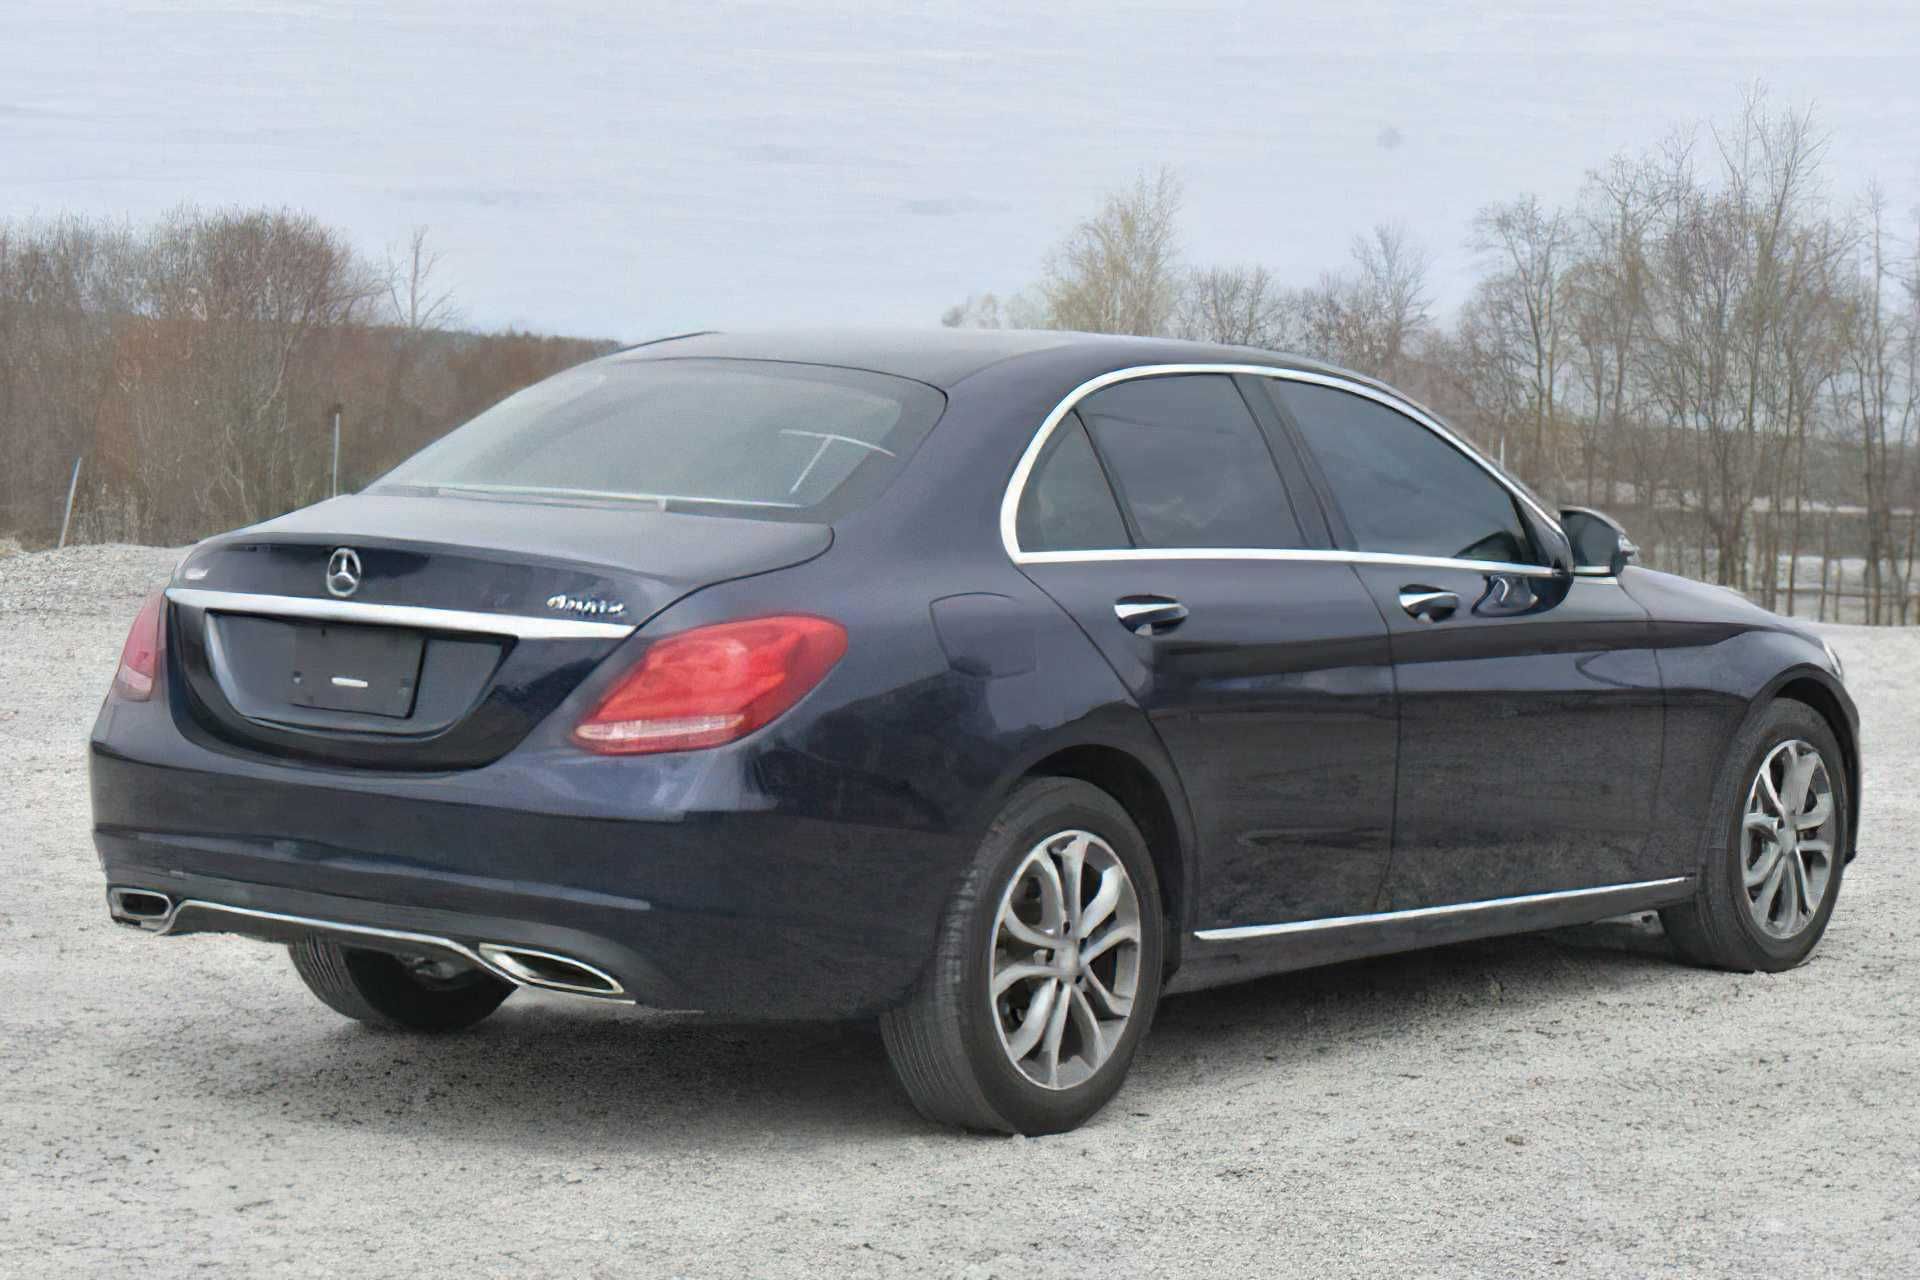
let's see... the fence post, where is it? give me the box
[57,454,82,549]
[330,404,343,497]
[1817,514,1831,623]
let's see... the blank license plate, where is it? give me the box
[289,623,425,719]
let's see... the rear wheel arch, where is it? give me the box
[1021,743,1191,977]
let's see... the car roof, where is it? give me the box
[607,327,1367,392]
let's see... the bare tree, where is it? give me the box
[1832,191,1920,622]
[387,226,458,335]
[1039,168,1184,336]
[1632,92,1831,587]
[1178,264,1297,347]
[1567,155,1662,508]
[1294,225,1432,382]
[371,226,460,472]
[1472,195,1573,489]
[129,207,382,534]
[1347,223,1433,382]
[0,217,133,539]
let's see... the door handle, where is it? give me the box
[1398,586,1459,622]
[1115,596,1188,636]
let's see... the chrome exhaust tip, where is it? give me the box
[107,886,176,930]
[476,943,625,998]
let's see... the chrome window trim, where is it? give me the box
[999,362,1566,568]
[1192,875,1693,943]
[1015,546,1561,579]
[164,587,637,641]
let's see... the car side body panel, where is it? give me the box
[1356,567,1666,910]
[1621,567,1859,877]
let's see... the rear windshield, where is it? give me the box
[372,358,945,521]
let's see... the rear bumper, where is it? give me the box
[103,872,645,1001]
[90,725,972,1019]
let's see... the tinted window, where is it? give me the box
[375,358,945,521]
[1077,375,1301,549]
[1267,381,1539,565]
[1016,416,1130,551]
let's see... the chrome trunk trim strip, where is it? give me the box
[164,587,636,641]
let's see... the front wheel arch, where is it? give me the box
[1663,696,1850,971]
[1732,665,1858,865]
[1771,674,1859,862]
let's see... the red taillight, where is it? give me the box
[113,591,165,701]
[572,615,847,755]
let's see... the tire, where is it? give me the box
[880,777,1166,1135]
[289,936,514,1032]
[1661,698,1849,973]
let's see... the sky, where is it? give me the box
[5,0,1918,342]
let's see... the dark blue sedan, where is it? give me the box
[92,329,1858,1134]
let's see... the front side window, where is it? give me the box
[375,358,945,521]
[1266,381,1540,565]
[1075,374,1302,549]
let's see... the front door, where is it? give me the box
[1263,376,1665,908]
[1010,373,1396,929]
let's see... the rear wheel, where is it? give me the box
[290,936,514,1031]
[1662,699,1848,973]
[880,777,1165,1134]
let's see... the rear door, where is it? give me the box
[1011,373,1396,929]
[1262,377,1665,909]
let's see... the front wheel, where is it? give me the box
[1662,698,1849,973]
[881,777,1165,1135]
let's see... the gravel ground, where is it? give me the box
[2,545,1915,1279]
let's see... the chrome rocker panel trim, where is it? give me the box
[164,587,637,641]
[1194,876,1695,943]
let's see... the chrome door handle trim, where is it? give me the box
[1398,587,1459,621]
[1114,596,1188,635]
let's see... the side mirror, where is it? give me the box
[1521,504,1575,577]
[1560,507,1637,577]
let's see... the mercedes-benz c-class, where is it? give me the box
[91,329,1858,1134]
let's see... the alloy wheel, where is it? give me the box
[989,829,1143,1090]
[1741,739,1837,940]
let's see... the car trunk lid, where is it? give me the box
[164,492,832,769]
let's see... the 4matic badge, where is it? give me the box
[546,593,627,618]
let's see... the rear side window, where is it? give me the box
[1016,416,1130,552]
[374,358,945,521]
[1266,380,1541,565]
[1076,375,1302,549]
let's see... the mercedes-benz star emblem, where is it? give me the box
[325,547,362,598]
